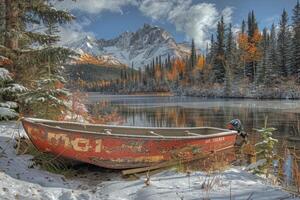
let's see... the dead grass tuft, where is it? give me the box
[15,137,76,177]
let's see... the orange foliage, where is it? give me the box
[247,29,262,62]
[54,81,64,89]
[174,59,185,74]
[237,29,262,62]
[167,66,178,81]
[196,56,205,70]
[237,33,249,61]
[0,56,13,66]
[154,65,162,80]
[167,59,186,81]
[76,53,126,68]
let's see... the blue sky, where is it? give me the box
[55,0,298,48]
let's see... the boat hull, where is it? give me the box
[22,119,237,169]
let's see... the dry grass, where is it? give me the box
[15,137,77,177]
[176,148,236,173]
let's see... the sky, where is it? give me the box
[54,0,298,48]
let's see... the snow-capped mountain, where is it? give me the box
[67,24,190,68]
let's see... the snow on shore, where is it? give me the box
[0,121,299,200]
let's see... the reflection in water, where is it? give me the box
[88,96,300,139]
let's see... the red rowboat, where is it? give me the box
[22,118,237,169]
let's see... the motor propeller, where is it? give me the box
[227,119,248,140]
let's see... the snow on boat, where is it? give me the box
[21,118,237,169]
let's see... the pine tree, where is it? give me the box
[0,1,75,119]
[190,39,197,69]
[0,1,74,83]
[213,16,226,83]
[0,56,26,120]
[292,0,300,79]
[207,34,215,65]
[224,24,236,96]
[186,39,197,84]
[265,24,279,85]
[277,9,292,77]
[257,27,270,84]
[241,20,246,34]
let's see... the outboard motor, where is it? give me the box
[227,119,248,144]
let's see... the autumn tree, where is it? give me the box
[246,11,262,82]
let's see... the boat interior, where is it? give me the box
[31,119,235,137]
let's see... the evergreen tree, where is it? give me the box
[292,0,300,79]
[0,56,26,120]
[190,39,197,69]
[248,11,258,39]
[277,9,292,77]
[257,27,270,84]
[241,20,246,34]
[224,24,236,96]
[213,16,226,83]
[207,34,215,66]
[186,39,197,84]
[0,1,75,119]
[265,24,279,85]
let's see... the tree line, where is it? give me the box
[97,1,300,98]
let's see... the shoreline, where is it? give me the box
[86,92,300,100]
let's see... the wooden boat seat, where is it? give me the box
[148,131,164,137]
[104,129,112,134]
[184,130,201,136]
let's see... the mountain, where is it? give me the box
[66,24,190,68]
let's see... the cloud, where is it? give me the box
[58,20,94,46]
[139,0,174,20]
[54,0,137,14]
[222,7,234,24]
[137,0,233,48]
[53,0,137,44]
[54,0,233,48]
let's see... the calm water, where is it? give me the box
[87,94,300,139]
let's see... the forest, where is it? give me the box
[85,1,300,99]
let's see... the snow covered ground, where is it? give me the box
[0,121,299,200]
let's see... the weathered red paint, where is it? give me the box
[22,118,237,169]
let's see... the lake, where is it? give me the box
[87,94,300,141]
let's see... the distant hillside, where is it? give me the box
[76,53,127,68]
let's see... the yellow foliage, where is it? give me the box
[196,56,205,70]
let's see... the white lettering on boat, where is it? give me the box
[95,139,102,153]
[47,132,102,153]
[70,138,90,152]
[212,137,225,142]
[48,132,70,147]
[205,137,225,144]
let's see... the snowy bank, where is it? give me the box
[0,121,299,200]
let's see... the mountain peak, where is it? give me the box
[68,24,190,68]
